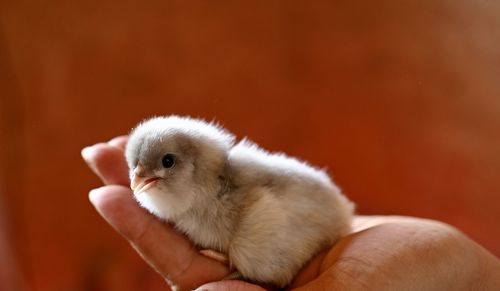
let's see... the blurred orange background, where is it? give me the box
[1,0,499,290]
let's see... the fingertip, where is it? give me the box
[88,185,133,208]
[81,143,130,186]
[81,143,108,166]
[88,186,114,215]
[88,187,100,205]
[81,146,94,162]
[87,185,144,237]
[88,186,110,207]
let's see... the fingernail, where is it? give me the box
[88,188,102,204]
[108,135,128,148]
[81,146,94,162]
[88,188,97,204]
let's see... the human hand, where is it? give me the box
[82,136,500,291]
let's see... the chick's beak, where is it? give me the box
[130,163,161,194]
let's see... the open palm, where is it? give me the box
[82,136,499,291]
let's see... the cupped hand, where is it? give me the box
[82,136,500,291]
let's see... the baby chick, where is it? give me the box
[125,116,354,288]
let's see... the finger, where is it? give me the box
[108,135,129,150]
[81,143,130,186]
[89,186,230,290]
[195,280,266,291]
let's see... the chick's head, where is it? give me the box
[125,116,235,220]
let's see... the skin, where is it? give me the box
[82,136,500,291]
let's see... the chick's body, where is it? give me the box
[125,116,354,288]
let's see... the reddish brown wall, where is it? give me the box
[1,1,499,290]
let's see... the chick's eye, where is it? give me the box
[162,154,176,168]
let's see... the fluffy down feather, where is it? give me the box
[125,115,354,288]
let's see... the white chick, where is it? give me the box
[125,116,354,288]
